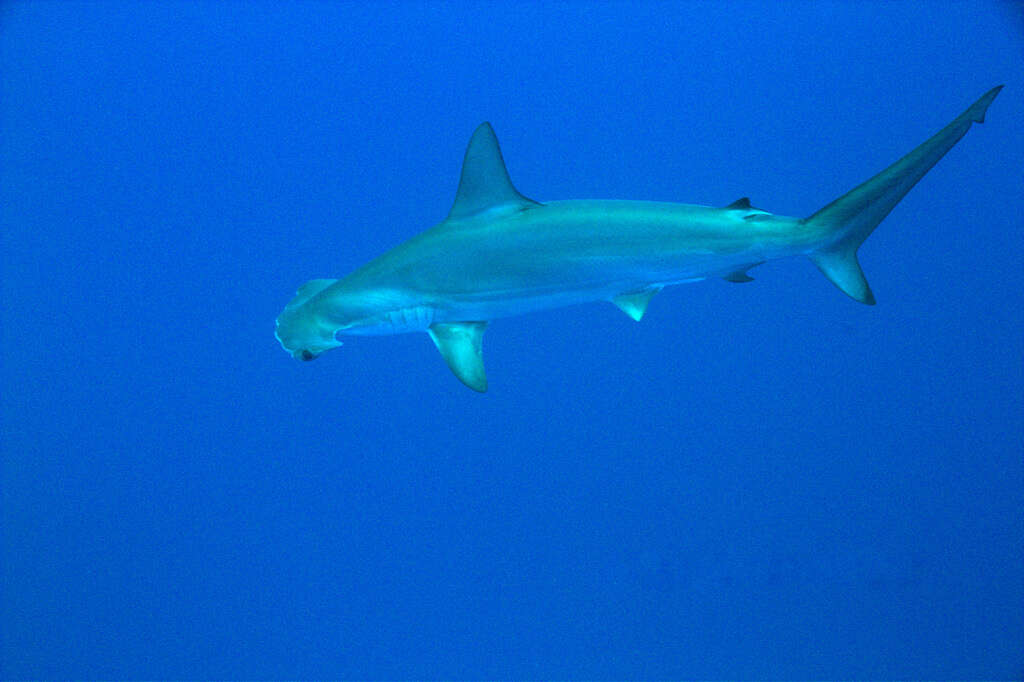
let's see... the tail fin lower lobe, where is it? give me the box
[804,85,1002,304]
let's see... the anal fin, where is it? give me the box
[428,321,489,392]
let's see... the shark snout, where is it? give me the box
[275,308,343,362]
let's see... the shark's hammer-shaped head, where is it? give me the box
[276,278,436,361]
[274,278,345,361]
[275,305,343,361]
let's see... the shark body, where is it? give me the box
[277,87,1002,391]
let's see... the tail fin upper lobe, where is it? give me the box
[805,86,1002,304]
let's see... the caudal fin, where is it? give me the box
[805,85,1002,304]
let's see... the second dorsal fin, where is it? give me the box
[448,123,540,220]
[725,197,752,210]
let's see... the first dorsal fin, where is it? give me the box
[448,123,540,220]
[725,197,752,210]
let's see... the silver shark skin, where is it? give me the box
[277,87,1002,391]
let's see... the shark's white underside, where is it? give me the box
[276,86,1002,391]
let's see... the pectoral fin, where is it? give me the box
[428,321,489,392]
[612,286,662,322]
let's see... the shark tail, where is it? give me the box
[803,85,1002,304]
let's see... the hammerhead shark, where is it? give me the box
[276,86,1002,391]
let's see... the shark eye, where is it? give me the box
[300,349,315,361]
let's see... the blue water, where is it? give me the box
[2,2,1022,678]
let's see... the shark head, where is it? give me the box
[274,306,344,361]
[275,278,345,361]
[277,272,443,362]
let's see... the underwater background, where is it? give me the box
[2,2,1022,679]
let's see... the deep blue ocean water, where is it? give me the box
[2,2,1022,679]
